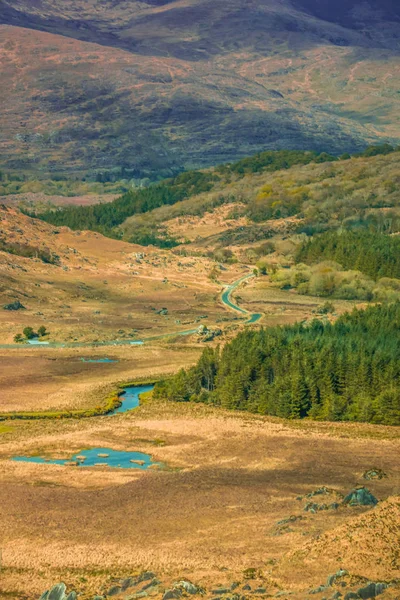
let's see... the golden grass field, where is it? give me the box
[1,205,400,600]
[0,397,399,599]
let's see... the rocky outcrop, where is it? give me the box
[343,488,378,507]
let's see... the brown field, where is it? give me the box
[0,397,399,599]
[0,344,201,413]
[1,204,400,600]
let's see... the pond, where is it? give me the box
[80,358,118,363]
[12,447,163,470]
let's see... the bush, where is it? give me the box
[23,327,35,340]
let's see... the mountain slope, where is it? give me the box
[0,0,399,177]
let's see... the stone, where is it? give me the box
[212,588,230,595]
[327,570,348,587]
[48,584,67,600]
[163,590,182,600]
[3,300,26,311]
[66,594,77,600]
[139,572,157,583]
[253,588,267,594]
[310,586,327,594]
[174,581,199,594]
[344,593,360,600]
[343,487,378,507]
[142,580,160,591]
[362,469,387,481]
[107,586,122,596]
[375,583,388,596]
[242,585,252,591]
[356,582,388,599]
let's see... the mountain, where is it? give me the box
[0,0,399,177]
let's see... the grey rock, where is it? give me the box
[39,593,49,600]
[3,300,26,311]
[163,590,182,600]
[121,578,135,591]
[140,572,156,582]
[48,584,67,600]
[243,585,252,591]
[344,593,360,600]
[66,594,77,600]
[212,589,230,595]
[142,579,160,591]
[357,582,388,599]
[327,570,348,587]
[343,487,378,507]
[253,588,267,594]
[107,586,122,596]
[231,583,239,591]
[363,469,387,481]
[174,581,198,594]
[330,593,342,600]
[375,583,388,596]
[310,586,327,594]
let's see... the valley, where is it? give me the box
[1,148,400,599]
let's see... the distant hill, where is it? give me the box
[0,0,399,177]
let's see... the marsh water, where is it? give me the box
[12,384,158,469]
[13,447,162,469]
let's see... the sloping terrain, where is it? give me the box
[0,0,399,177]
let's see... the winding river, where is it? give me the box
[8,275,261,469]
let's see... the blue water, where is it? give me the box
[80,358,118,363]
[13,447,162,470]
[247,313,263,324]
[112,384,155,415]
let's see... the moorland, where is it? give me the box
[1,147,400,599]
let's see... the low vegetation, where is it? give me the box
[29,147,398,243]
[270,261,400,302]
[0,171,130,197]
[155,302,400,425]
[0,236,60,264]
[30,171,219,236]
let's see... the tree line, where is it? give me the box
[154,302,400,426]
[28,171,218,235]
[296,229,400,281]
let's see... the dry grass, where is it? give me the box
[0,397,399,598]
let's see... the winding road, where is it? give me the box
[0,273,261,350]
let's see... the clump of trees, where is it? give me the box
[32,171,218,236]
[296,230,400,281]
[270,261,400,302]
[14,326,47,343]
[154,303,400,425]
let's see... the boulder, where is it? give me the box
[40,584,67,600]
[343,487,378,507]
[357,582,388,599]
[362,469,387,481]
[3,300,26,311]
[163,590,182,600]
[174,581,199,594]
[326,570,348,587]
[107,586,122,596]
